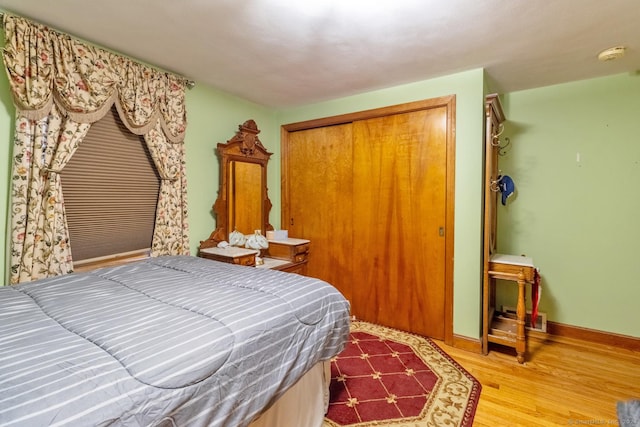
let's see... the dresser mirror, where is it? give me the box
[199,120,273,250]
[228,160,263,234]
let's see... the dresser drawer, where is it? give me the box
[267,238,310,262]
[199,247,258,267]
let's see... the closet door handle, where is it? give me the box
[439,227,445,237]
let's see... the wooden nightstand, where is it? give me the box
[198,246,259,266]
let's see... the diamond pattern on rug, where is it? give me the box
[328,331,436,423]
[324,321,481,427]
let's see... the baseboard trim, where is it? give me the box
[547,321,640,351]
[452,334,483,353]
[388,322,638,353]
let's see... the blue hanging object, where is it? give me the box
[498,175,515,205]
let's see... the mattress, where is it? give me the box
[0,255,350,427]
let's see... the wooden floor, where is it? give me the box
[434,334,640,426]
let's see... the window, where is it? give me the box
[61,106,160,268]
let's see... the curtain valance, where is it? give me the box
[2,14,187,143]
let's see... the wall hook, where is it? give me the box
[490,174,502,192]
[498,137,511,156]
[491,124,505,147]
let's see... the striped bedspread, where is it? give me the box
[0,256,350,427]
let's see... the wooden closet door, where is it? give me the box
[352,108,447,339]
[283,124,355,303]
[282,97,454,341]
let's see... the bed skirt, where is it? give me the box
[249,361,331,427]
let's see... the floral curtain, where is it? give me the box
[10,105,90,283]
[144,123,190,256]
[2,14,190,284]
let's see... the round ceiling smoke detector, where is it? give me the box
[597,46,626,62]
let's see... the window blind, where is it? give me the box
[61,107,161,263]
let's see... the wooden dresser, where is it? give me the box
[198,238,310,275]
[198,120,310,277]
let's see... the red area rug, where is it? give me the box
[323,322,481,427]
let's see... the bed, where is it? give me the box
[0,255,350,427]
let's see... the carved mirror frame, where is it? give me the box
[199,120,273,250]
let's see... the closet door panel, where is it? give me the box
[352,108,447,339]
[284,124,354,303]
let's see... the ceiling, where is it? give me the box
[0,0,638,108]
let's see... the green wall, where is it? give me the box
[495,73,640,337]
